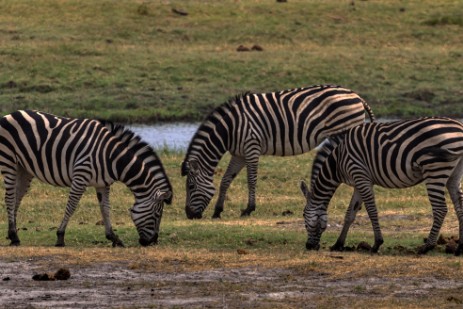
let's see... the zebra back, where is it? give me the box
[183,85,373,169]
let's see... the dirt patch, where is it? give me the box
[1,258,463,308]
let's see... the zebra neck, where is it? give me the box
[185,134,228,177]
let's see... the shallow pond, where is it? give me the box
[128,123,199,151]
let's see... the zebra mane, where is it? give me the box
[310,134,346,190]
[98,119,173,204]
[183,92,250,163]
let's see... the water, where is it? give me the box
[127,118,459,151]
[128,123,199,151]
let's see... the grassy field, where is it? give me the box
[0,151,460,253]
[1,1,463,307]
[1,152,463,307]
[0,0,462,122]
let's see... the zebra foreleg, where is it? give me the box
[331,189,362,251]
[241,154,260,217]
[359,186,384,253]
[56,178,87,247]
[212,156,246,219]
[96,187,124,247]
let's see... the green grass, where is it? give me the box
[0,0,462,121]
[0,151,459,257]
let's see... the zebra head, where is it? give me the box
[181,159,215,219]
[130,190,172,246]
[300,180,328,250]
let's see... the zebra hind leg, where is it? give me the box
[446,158,463,256]
[331,189,363,251]
[97,187,124,247]
[212,156,245,219]
[418,180,448,255]
[9,167,33,246]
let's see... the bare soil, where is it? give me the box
[1,256,463,308]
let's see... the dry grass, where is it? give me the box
[1,150,463,307]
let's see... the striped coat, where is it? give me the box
[0,110,172,247]
[301,117,463,255]
[182,85,374,219]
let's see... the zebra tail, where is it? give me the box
[360,98,376,122]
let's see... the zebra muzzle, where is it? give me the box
[185,207,202,219]
[139,233,158,246]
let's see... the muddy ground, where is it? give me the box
[1,257,463,309]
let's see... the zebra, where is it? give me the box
[0,110,172,247]
[299,117,463,255]
[181,85,375,219]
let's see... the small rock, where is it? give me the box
[3,277,11,281]
[251,44,264,51]
[95,220,104,226]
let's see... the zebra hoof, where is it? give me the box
[330,243,344,252]
[240,209,253,217]
[417,244,434,255]
[306,242,320,251]
[112,240,125,248]
[9,241,20,246]
[55,242,65,247]
[211,213,222,219]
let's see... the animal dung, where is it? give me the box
[54,268,71,280]
[32,268,71,281]
[236,45,250,52]
[32,273,53,281]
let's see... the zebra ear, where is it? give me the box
[155,191,173,205]
[300,180,310,200]
[181,160,200,176]
[181,161,189,176]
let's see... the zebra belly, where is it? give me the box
[20,163,73,188]
[373,170,424,189]
[260,142,311,157]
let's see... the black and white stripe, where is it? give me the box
[300,117,463,255]
[0,110,172,247]
[181,85,375,219]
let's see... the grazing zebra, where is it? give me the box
[0,110,172,247]
[300,117,463,255]
[181,85,375,219]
